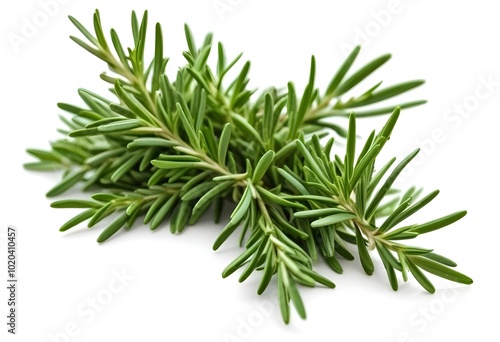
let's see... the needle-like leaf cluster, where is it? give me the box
[25,10,472,323]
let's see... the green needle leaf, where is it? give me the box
[182,182,217,201]
[150,194,179,230]
[111,153,143,183]
[232,114,265,149]
[218,123,232,165]
[334,53,391,96]
[213,185,252,250]
[326,45,360,95]
[390,190,440,228]
[287,276,307,319]
[252,150,275,183]
[222,236,263,278]
[406,259,436,293]
[114,81,155,124]
[300,267,335,288]
[24,162,63,171]
[350,144,381,191]
[59,209,96,232]
[256,186,305,209]
[376,106,401,151]
[46,169,87,197]
[26,149,62,162]
[410,255,472,284]
[93,10,109,51]
[294,208,347,219]
[355,225,374,275]
[277,263,291,324]
[422,252,457,267]
[365,148,420,220]
[311,213,357,228]
[144,194,169,224]
[345,113,356,178]
[97,212,129,243]
[375,241,402,272]
[51,200,102,209]
[151,160,201,169]
[152,23,164,92]
[348,80,425,107]
[239,236,270,282]
[257,249,275,295]
[69,15,98,45]
[97,119,142,132]
[378,197,412,233]
[410,211,467,235]
[128,138,177,149]
[193,181,233,213]
[70,36,107,61]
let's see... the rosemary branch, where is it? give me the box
[25,10,472,323]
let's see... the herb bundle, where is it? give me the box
[25,10,472,323]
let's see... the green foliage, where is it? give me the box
[25,10,472,323]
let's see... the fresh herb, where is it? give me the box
[25,10,472,323]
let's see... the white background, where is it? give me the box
[1,1,499,341]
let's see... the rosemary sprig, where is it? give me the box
[25,10,472,323]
